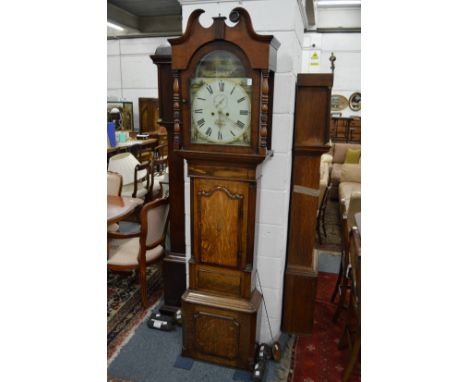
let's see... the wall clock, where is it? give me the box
[168,8,279,370]
[349,91,361,111]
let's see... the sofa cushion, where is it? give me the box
[333,143,361,164]
[339,182,361,210]
[344,148,361,164]
[108,237,164,266]
[341,163,361,183]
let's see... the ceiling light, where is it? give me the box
[107,21,124,31]
[316,0,361,7]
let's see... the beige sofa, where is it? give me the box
[339,163,361,234]
[328,142,361,200]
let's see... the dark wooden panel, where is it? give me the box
[182,290,261,370]
[197,268,242,296]
[189,262,253,299]
[162,254,186,310]
[282,266,318,334]
[295,87,330,145]
[294,73,333,145]
[194,311,240,360]
[138,97,159,133]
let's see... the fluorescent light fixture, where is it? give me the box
[316,0,361,7]
[107,21,124,31]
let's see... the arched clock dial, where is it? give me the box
[190,78,251,145]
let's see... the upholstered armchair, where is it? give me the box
[107,197,170,308]
[107,171,123,197]
[331,163,361,304]
[107,171,123,233]
[329,143,361,200]
[339,163,361,234]
[108,152,154,202]
[151,144,169,199]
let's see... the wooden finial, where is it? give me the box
[329,52,336,73]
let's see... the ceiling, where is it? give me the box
[107,0,360,38]
[110,0,181,17]
[107,0,182,37]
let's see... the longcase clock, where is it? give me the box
[168,8,279,370]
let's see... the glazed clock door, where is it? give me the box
[186,48,255,149]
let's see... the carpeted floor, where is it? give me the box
[107,252,355,382]
[107,221,165,359]
[108,303,293,382]
[107,265,164,358]
[288,271,360,382]
[107,210,353,381]
[316,199,343,253]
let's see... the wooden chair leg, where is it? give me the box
[317,214,323,244]
[333,278,349,322]
[342,335,360,382]
[321,185,330,238]
[331,253,343,302]
[139,266,148,308]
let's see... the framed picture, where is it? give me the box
[330,94,348,111]
[349,92,361,111]
[107,101,134,131]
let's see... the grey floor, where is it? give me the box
[108,252,340,381]
[317,250,341,274]
[108,314,289,382]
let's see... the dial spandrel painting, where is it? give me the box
[190,50,252,146]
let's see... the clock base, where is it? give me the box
[181,289,262,370]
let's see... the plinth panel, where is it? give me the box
[181,289,261,370]
[194,312,240,360]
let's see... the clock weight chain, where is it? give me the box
[254,270,282,363]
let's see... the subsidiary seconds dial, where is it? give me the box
[191,78,251,145]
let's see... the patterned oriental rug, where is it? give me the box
[288,272,360,382]
[107,264,163,360]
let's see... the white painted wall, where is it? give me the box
[107,37,174,131]
[302,32,361,116]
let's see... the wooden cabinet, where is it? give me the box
[330,116,361,143]
[138,97,160,133]
[349,116,361,143]
[282,73,333,334]
[150,45,187,313]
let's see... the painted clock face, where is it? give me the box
[191,78,251,145]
